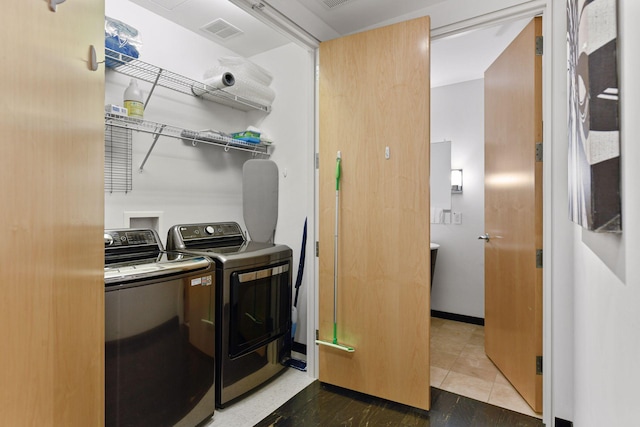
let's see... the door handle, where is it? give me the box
[478,233,490,242]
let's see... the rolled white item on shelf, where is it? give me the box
[219,56,274,86]
[203,65,276,106]
[191,72,235,96]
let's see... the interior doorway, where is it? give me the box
[429,13,543,417]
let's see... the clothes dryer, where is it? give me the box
[166,222,292,408]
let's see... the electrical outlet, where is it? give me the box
[453,212,462,225]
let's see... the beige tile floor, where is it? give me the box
[430,317,542,419]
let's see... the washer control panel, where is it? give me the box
[104,229,159,247]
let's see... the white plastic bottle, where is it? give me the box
[123,78,144,119]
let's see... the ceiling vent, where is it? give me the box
[147,0,189,11]
[201,19,244,41]
[318,0,356,9]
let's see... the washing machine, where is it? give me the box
[104,228,216,427]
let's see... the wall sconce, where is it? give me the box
[451,169,463,193]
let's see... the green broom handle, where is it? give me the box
[334,152,341,343]
[336,155,341,190]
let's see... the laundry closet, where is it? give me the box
[102,2,315,423]
[104,0,314,351]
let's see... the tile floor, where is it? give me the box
[430,316,542,419]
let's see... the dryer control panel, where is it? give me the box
[167,222,246,250]
[179,222,243,240]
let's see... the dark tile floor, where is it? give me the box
[254,381,544,427]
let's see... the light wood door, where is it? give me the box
[484,17,543,413]
[0,0,105,425]
[318,17,431,410]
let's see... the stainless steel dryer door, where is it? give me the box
[229,262,290,358]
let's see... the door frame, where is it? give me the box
[310,2,558,425]
[427,4,555,425]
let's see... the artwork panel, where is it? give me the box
[566,0,621,232]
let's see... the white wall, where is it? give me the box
[105,0,250,236]
[572,1,640,425]
[249,45,315,349]
[104,0,313,344]
[430,79,485,318]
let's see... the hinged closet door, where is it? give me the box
[318,16,431,410]
[0,0,105,424]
